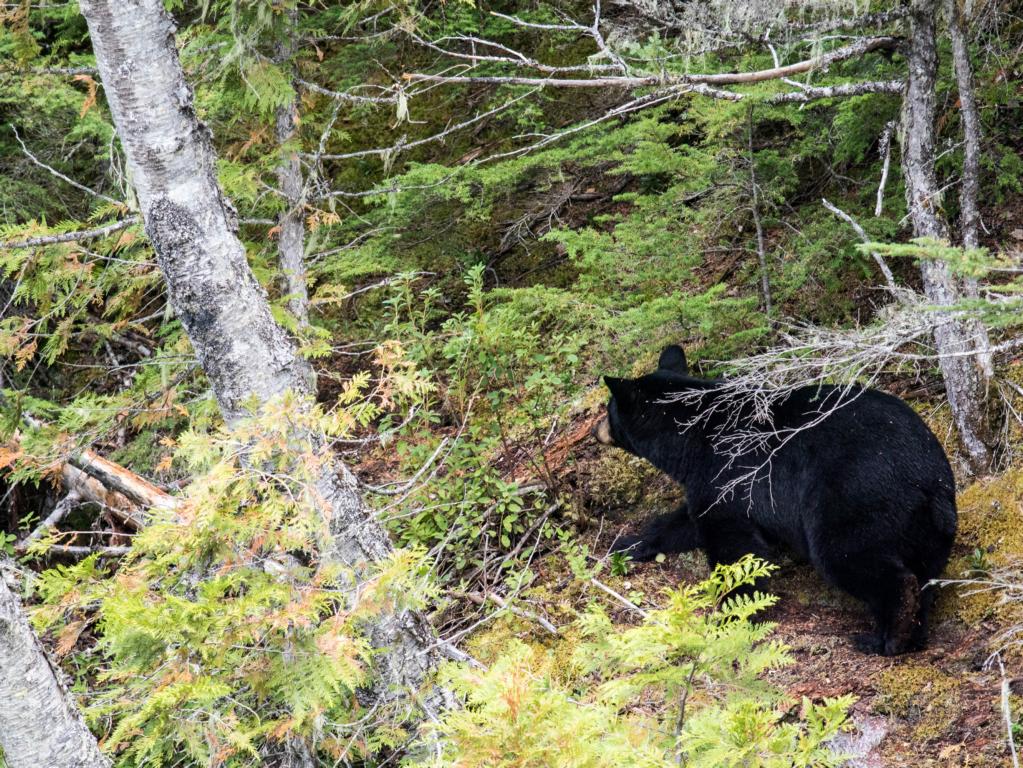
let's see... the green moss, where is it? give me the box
[942,468,1023,626]
[873,663,962,742]
[587,450,667,509]
[464,610,584,689]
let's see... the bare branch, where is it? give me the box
[748,106,771,319]
[408,30,616,75]
[1,65,100,76]
[10,125,125,207]
[783,7,912,34]
[403,36,900,90]
[310,90,537,162]
[489,10,587,33]
[15,491,81,553]
[453,590,559,635]
[995,653,1022,768]
[0,217,139,250]
[590,577,649,618]
[821,198,899,295]
[769,80,903,102]
[478,88,678,163]
[28,544,131,558]
[875,119,897,216]
[293,77,397,104]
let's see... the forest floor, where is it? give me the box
[488,407,1022,767]
[362,401,1023,766]
[614,550,1010,767]
[579,452,1023,767]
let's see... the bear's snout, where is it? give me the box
[592,417,614,445]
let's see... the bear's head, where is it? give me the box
[592,344,690,453]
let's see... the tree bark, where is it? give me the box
[274,5,310,328]
[947,0,994,378]
[77,0,442,721]
[902,0,992,472]
[0,572,110,768]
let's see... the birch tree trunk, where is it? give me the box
[274,6,310,328]
[77,0,441,715]
[0,572,110,768]
[903,0,992,472]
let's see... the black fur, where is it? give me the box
[600,345,957,656]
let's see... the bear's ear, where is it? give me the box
[658,344,688,375]
[603,376,638,408]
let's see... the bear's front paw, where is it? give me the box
[610,535,659,562]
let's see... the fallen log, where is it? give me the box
[65,449,177,524]
[4,431,179,554]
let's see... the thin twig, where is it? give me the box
[11,125,125,207]
[453,590,559,635]
[590,577,649,618]
[748,105,771,320]
[16,491,81,552]
[821,198,899,295]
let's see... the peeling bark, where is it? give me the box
[0,572,110,768]
[77,0,443,726]
[902,0,992,472]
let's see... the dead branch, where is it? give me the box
[32,544,131,558]
[16,491,81,553]
[403,36,900,90]
[408,31,617,76]
[875,120,897,216]
[748,106,771,320]
[452,590,559,635]
[993,653,1023,768]
[783,6,912,34]
[769,80,903,102]
[309,90,537,162]
[821,198,899,294]
[10,125,125,208]
[293,77,397,104]
[67,449,176,513]
[0,217,139,250]
[590,577,649,618]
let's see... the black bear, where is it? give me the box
[594,345,957,656]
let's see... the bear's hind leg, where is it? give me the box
[908,583,937,651]
[827,559,921,656]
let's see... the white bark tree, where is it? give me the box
[0,571,109,768]
[76,0,442,720]
[902,0,993,472]
[947,0,995,379]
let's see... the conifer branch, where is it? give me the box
[0,217,139,250]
